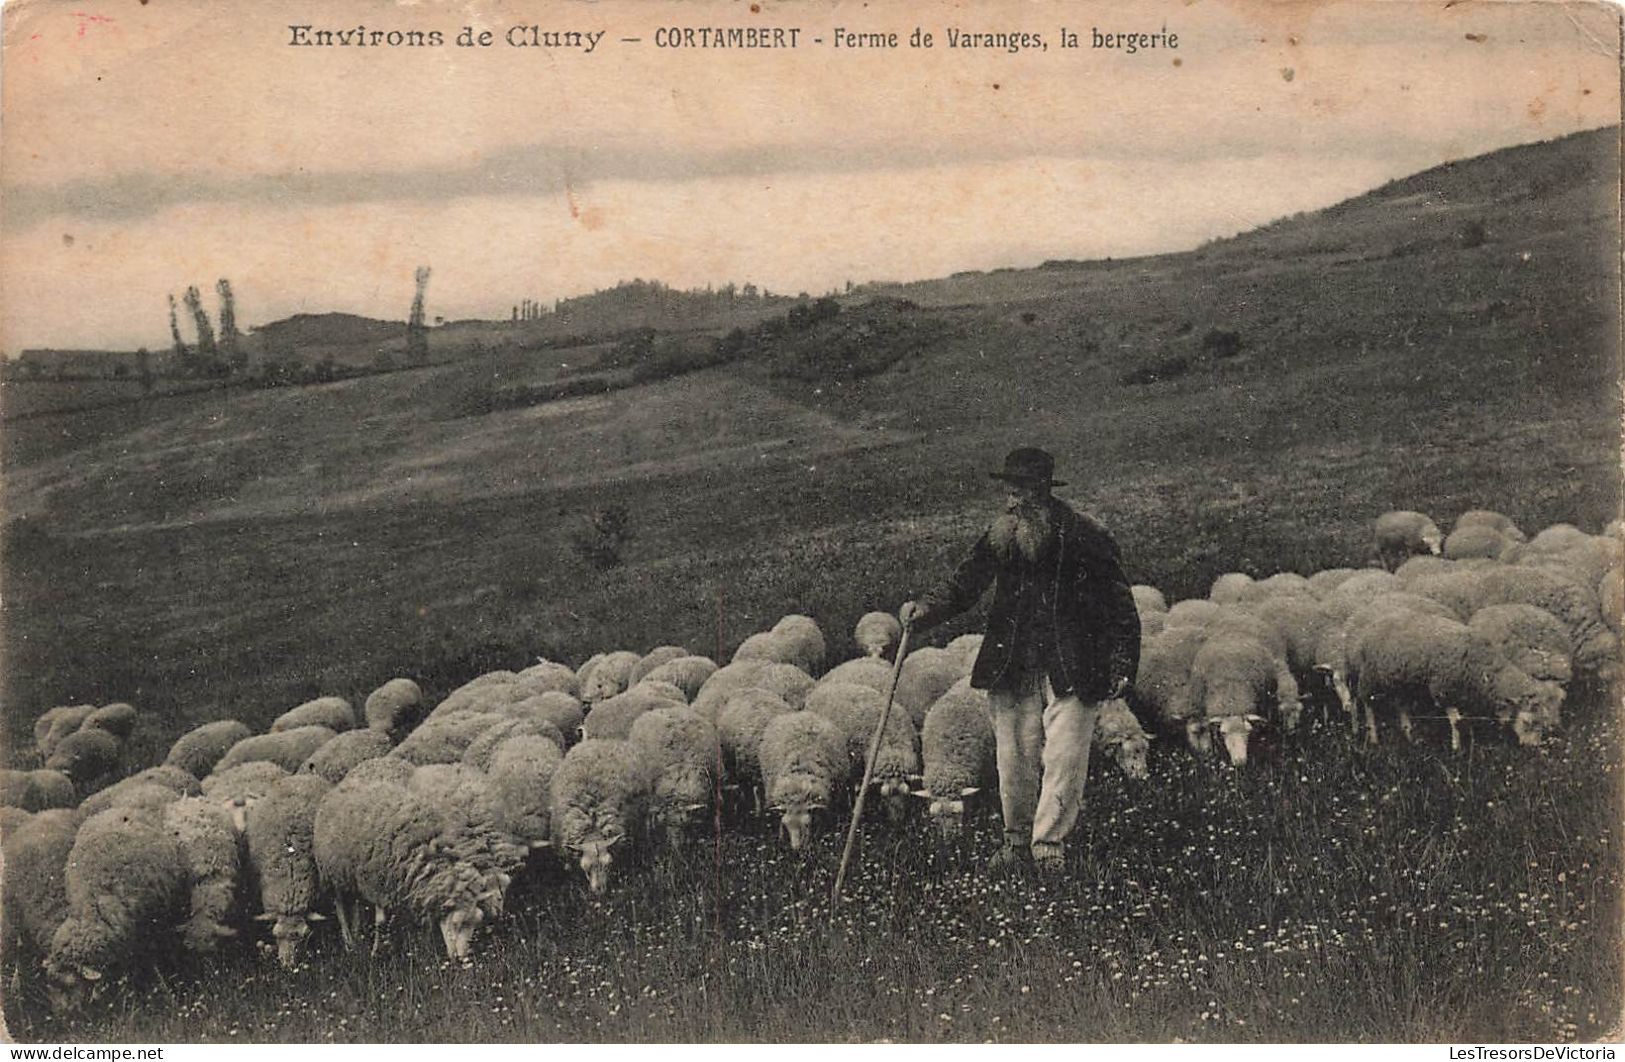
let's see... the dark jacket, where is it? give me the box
[912,497,1141,700]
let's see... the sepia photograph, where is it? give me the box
[0,0,1621,1044]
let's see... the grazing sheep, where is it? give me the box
[574,652,609,693]
[363,678,426,737]
[77,766,201,819]
[1346,610,1565,749]
[629,707,719,847]
[1312,591,1459,724]
[244,774,332,968]
[272,696,357,734]
[1131,585,1169,616]
[313,775,524,960]
[299,728,394,783]
[34,705,97,760]
[393,712,504,766]
[163,796,243,954]
[916,684,995,841]
[629,646,690,687]
[1,809,78,974]
[758,711,849,850]
[771,614,828,676]
[690,660,771,721]
[1517,534,1624,592]
[215,726,337,774]
[1093,698,1150,780]
[460,717,563,772]
[855,611,903,658]
[1394,555,1459,584]
[44,730,122,791]
[1456,509,1526,542]
[819,657,895,695]
[746,662,817,710]
[1139,611,1168,640]
[1238,594,1336,690]
[1165,599,1221,630]
[805,681,919,821]
[515,661,580,698]
[1130,625,1211,756]
[548,739,651,894]
[583,684,686,741]
[0,806,32,838]
[1443,525,1516,561]
[1252,573,1315,599]
[45,806,190,1011]
[1306,568,1362,597]
[1470,566,1617,681]
[338,756,415,789]
[1187,631,1299,767]
[894,647,961,729]
[640,655,720,701]
[1325,569,1404,610]
[0,769,75,812]
[201,762,291,831]
[408,764,503,834]
[1209,572,1256,604]
[733,631,804,670]
[78,703,138,742]
[944,634,984,676]
[579,650,642,704]
[486,734,564,849]
[1468,604,1574,687]
[1374,510,1443,571]
[165,719,254,780]
[1527,523,1591,554]
[716,688,795,805]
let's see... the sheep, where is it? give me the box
[201,762,290,831]
[44,806,190,1011]
[34,705,97,760]
[771,614,828,676]
[944,634,984,676]
[1165,599,1221,630]
[1237,594,1337,690]
[548,739,651,894]
[1,809,78,976]
[407,764,503,834]
[639,655,720,701]
[164,719,254,780]
[1468,604,1574,686]
[299,728,394,783]
[716,688,795,807]
[690,660,771,721]
[77,766,201,819]
[163,796,244,954]
[757,711,849,850]
[1394,555,1459,584]
[363,678,426,737]
[894,647,962,729]
[44,729,122,791]
[216,726,338,774]
[855,611,903,658]
[78,703,138,742]
[1527,523,1591,554]
[1312,591,1460,725]
[1131,585,1169,616]
[486,734,564,850]
[1187,631,1299,767]
[1209,572,1256,604]
[1374,510,1443,571]
[630,646,690,687]
[313,776,525,960]
[805,681,919,820]
[243,773,332,968]
[460,717,563,772]
[0,806,33,838]
[1252,573,1315,599]
[272,696,357,734]
[733,631,805,670]
[1325,569,1403,609]
[915,684,995,841]
[1443,525,1517,561]
[746,662,817,710]
[338,756,415,789]
[1517,534,1624,591]
[820,657,895,695]
[1093,698,1150,780]
[1455,509,1527,542]
[505,691,585,738]
[628,706,719,847]
[392,712,504,765]
[574,652,609,692]
[1468,566,1617,682]
[582,684,686,741]
[1346,610,1565,749]
[1130,624,1211,756]
[1139,611,1168,640]
[0,769,75,812]
[1306,568,1362,597]
[515,660,580,698]
[578,650,642,704]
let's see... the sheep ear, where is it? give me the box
[215,926,238,939]
[960,787,980,797]
[307,912,328,922]
[530,840,552,850]
[606,834,623,847]
[908,790,934,800]
[80,967,102,982]
[808,804,827,812]
[1245,714,1265,723]
[254,912,277,922]
[681,803,707,812]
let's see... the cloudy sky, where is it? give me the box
[1,0,1618,351]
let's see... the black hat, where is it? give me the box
[990,447,1067,488]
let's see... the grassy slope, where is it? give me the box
[1,127,1620,1042]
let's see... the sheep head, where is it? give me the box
[1183,719,1213,757]
[917,786,978,842]
[876,776,913,823]
[438,901,485,961]
[1110,735,1150,780]
[575,835,621,894]
[43,960,101,1013]
[1492,668,1564,747]
[1210,714,1262,767]
[772,803,821,850]
[262,912,322,969]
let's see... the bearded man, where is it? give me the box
[900,447,1141,878]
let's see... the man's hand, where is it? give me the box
[899,601,922,627]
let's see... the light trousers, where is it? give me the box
[985,669,1101,854]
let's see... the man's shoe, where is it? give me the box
[1032,845,1066,881]
[986,843,1027,876]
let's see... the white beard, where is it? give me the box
[989,504,1053,564]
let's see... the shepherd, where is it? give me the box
[900,446,1141,878]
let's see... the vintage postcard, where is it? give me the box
[1,0,1621,1045]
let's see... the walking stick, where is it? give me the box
[831,618,912,905]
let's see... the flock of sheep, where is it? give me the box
[1,505,1618,1014]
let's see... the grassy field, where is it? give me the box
[1,127,1621,1042]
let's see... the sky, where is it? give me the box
[0,0,1619,352]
